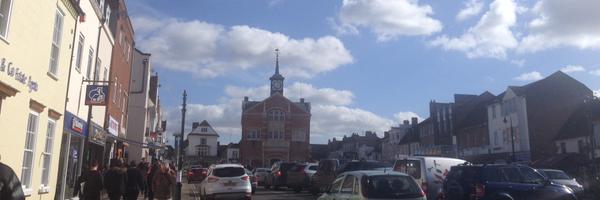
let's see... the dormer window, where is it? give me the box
[201,127,207,132]
[268,109,285,121]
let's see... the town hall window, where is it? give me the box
[268,109,285,121]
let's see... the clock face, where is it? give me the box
[273,81,282,90]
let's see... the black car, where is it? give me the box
[442,164,576,200]
[265,162,297,190]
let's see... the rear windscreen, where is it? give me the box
[319,161,337,172]
[308,165,318,170]
[394,160,421,179]
[289,165,306,172]
[213,167,246,177]
[364,175,422,199]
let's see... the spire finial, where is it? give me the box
[275,48,280,74]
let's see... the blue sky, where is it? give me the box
[126,0,600,144]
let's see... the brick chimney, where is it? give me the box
[192,122,200,130]
[403,120,410,125]
[411,117,418,126]
[300,98,305,103]
[244,96,249,102]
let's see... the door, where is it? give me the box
[322,175,345,200]
[339,175,357,200]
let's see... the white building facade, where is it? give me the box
[186,120,219,157]
[487,88,532,163]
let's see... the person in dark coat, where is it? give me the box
[147,161,160,200]
[74,162,103,200]
[104,158,127,200]
[0,156,25,200]
[125,161,144,200]
[152,162,176,200]
[137,161,148,196]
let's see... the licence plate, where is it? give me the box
[223,181,237,186]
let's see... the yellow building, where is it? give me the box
[0,0,81,199]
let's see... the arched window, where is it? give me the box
[267,109,285,121]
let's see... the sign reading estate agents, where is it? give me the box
[0,58,39,92]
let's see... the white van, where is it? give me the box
[393,156,466,200]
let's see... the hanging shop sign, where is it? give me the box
[90,124,106,146]
[108,116,119,136]
[0,58,39,92]
[85,85,108,105]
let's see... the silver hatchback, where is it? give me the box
[318,170,426,200]
[200,164,252,200]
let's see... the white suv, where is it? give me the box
[200,164,252,200]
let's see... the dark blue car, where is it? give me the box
[442,164,576,200]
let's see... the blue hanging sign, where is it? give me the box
[85,85,108,105]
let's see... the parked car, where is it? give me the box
[199,164,252,200]
[393,156,466,200]
[311,159,339,195]
[245,168,257,194]
[252,168,271,186]
[442,164,576,200]
[286,163,318,193]
[265,162,297,190]
[187,167,208,183]
[538,169,584,197]
[337,161,392,174]
[317,170,426,200]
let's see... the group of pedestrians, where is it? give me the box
[74,158,176,200]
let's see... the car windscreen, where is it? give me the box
[318,160,337,172]
[542,170,571,180]
[363,175,423,199]
[213,167,246,177]
[289,164,306,172]
[393,160,421,179]
[280,163,295,171]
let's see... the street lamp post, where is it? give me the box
[504,116,516,162]
[175,90,187,200]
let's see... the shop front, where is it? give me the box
[55,112,87,200]
[87,123,106,167]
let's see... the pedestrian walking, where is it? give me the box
[147,161,160,200]
[104,158,128,200]
[152,162,176,200]
[125,161,144,200]
[74,161,103,200]
[0,155,25,200]
[137,161,148,196]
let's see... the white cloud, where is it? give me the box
[431,0,519,59]
[510,59,525,67]
[165,82,419,144]
[456,0,484,21]
[514,71,543,81]
[133,17,353,79]
[393,112,423,123]
[335,0,442,41]
[519,0,600,52]
[594,89,600,98]
[560,65,585,73]
[589,69,600,76]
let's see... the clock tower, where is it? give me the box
[270,49,284,96]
